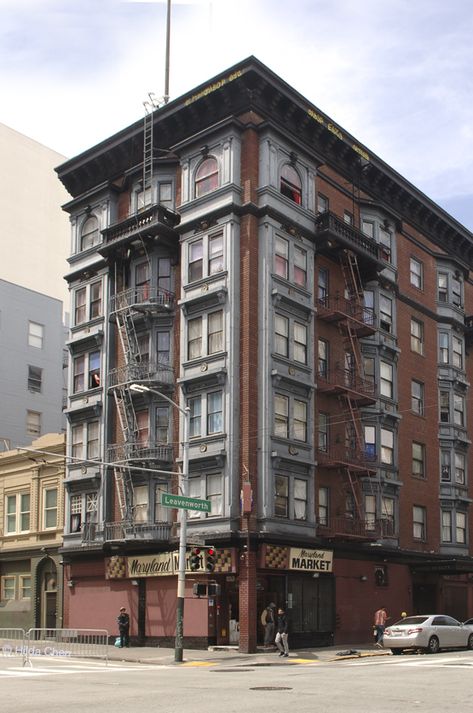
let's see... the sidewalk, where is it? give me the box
[107,642,390,666]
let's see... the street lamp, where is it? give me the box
[129,382,190,663]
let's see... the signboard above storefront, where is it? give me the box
[289,547,333,573]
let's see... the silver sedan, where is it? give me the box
[383,614,473,654]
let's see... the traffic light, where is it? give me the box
[189,547,201,571]
[206,546,216,572]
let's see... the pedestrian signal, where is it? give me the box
[190,547,201,571]
[206,546,216,572]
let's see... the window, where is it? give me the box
[318,413,329,452]
[294,479,307,520]
[188,311,223,360]
[158,182,173,208]
[294,322,307,364]
[187,474,223,518]
[70,492,98,533]
[73,351,101,392]
[136,185,152,211]
[439,332,449,363]
[440,390,450,423]
[438,273,448,302]
[411,319,424,354]
[319,487,329,526]
[345,492,356,519]
[318,339,328,379]
[75,287,87,324]
[293,245,307,287]
[411,380,424,416]
[379,226,392,262]
[381,497,395,527]
[275,315,289,357]
[452,276,462,308]
[19,575,31,599]
[137,333,150,364]
[441,510,467,544]
[379,295,392,333]
[189,396,202,438]
[157,331,170,364]
[280,164,302,204]
[90,281,102,320]
[453,394,465,426]
[136,410,149,446]
[275,237,289,279]
[441,451,451,482]
[87,421,99,459]
[208,311,224,354]
[413,506,426,540]
[80,215,99,251]
[454,452,466,485]
[71,424,84,460]
[318,267,329,306]
[26,410,41,436]
[209,234,224,275]
[274,394,289,438]
[380,361,393,399]
[155,483,168,522]
[456,511,466,544]
[157,257,171,293]
[412,442,425,478]
[134,485,149,523]
[364,425,376,460]
[1,576,15,601]
[6,492,30,534]
[317,193,329,214]
[361,220,374,238]
[195,157,219,198]
[43,488,58,529]
[380,428,394,465]
[452,336,463,369]
[189,239,203,282]
[293,400,307,442]
[135,262,150,302]
[441,510,452,542]
[28,321,44,348]
[155,406,169,444]
[410,257,423,289]
[28,365,42,393]
[207,391,223,434]
[363,356,375,387]
[275,475,288,518]
[73,281,103,325]
[343,211,353,225]
[365,494,376,530]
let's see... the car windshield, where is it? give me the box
[392,616,429,626]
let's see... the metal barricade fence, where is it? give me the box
[25,629,109,665]
[0,629,27,661]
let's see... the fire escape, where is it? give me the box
[315,211,384,541]
[96,105,180,544]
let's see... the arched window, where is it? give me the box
[195,157,219,198]
[280,164,302,205]
[80,216,99,251]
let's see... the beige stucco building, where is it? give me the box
[0,433,65,630]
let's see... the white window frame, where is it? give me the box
[1,576,16,601]
[188,391,224,439]
[19,575,32,600]
[410,257,423,289]
[187,231,224,284]
[72,350,101,393]
[410,318,424,354]
[43,487,58,530]
[412,442,425,478]
[380,428,394,465]
[5,492,31,534]
[413,505,426,540]
[364,494,376,530]
[380,361,393,399]
[411,380,424,416]
[28,321,44,348]
[318,486,329,526]
[73,280,103,326]
[26,410,41,436]
[187,309,224,361]
[187,473,223,519]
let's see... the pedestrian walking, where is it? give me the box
[275,607,289,657]
[261,602,276,648]
[117,606,130,648]
[373,606,389,647]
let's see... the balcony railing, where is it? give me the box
[316,442,377,472]
[317,295,376,335]
[108,361,174,389]
[317,367,376,403]
[108,442,174,464]
[315,211,380,262]
[110,285,175,313]
[82,521,172,544]
[318,515,395,540]
[101,204,179,247]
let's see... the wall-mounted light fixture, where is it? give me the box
[67,580,76,588]
[360,575,368,582]
[131,580,139,586]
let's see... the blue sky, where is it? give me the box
[2,0,472,230]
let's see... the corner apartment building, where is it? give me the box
[0,280,67,450]
[0,433,65,630]
[56,57,473,649]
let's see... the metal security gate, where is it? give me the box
[0,629,27,661]
[1,629,109,666]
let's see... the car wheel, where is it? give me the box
[426,636,440,654]
[391,649,402,655]
[467,634,473,650]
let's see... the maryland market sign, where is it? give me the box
[289,547,333,573]
[126,551,205,578]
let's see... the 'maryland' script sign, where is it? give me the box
[127,551,205,578]
[289,547,333,573]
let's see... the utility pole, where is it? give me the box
[164,0,171,103]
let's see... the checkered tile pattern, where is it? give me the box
[105,556,126,579]
[213,548,233,573]
[265,545,288,569]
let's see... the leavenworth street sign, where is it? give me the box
[161,492,212,513]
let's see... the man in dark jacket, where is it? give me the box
[117,607,130,648]
[275,607,289,657]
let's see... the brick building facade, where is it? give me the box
[57,57,473,649]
